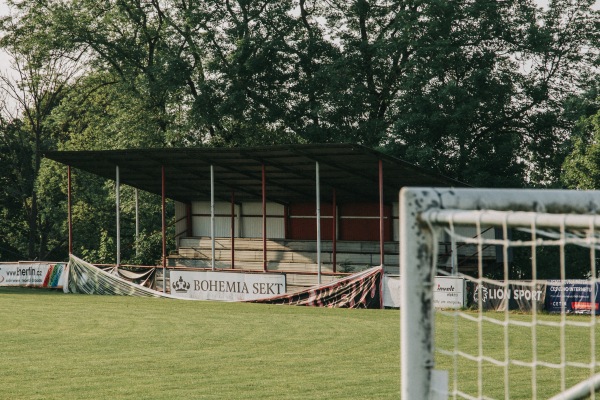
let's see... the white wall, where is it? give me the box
[179,201,285,239]
[191,201,241,237]
[239,202,285,239]
[174,201,188,240]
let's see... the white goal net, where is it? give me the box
[400,188,600,400]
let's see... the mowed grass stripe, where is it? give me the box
[435,311,600,399]
[0,288,400,400]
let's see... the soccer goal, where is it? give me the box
[400,187,600,400]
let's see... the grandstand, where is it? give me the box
[44,144,494,293]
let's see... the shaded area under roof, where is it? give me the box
[43,144,464,204]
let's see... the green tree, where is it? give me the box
[44,72,175,264]
[0,117,32,260]
[1,0,599,265]
[9,0,598,183]
[562,115,600,190]
[5,0,185,144]
[152,0,309,145]
[0,29,81,259]
[376,0,598,187]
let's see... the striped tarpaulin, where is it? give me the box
[249,266,384,309]
[66,254,176,298]
[67,255,383,308]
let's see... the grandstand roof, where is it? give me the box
[44,143,463,204]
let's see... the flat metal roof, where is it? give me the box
[43,144,464,204]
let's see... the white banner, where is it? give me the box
[383,275,466,309]
[383,275,401,308]
[0,262,66,288]
[433,276,466,309]
[169,270,286,301]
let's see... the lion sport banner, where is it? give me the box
[470,281,546,312]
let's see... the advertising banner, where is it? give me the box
[382,275,466,309]
[472,282,508,311]
[170,270,286,301]
[434,277,466,309]
[383,275,401,308]
[471,282,546,312]
[0,262,66,288]
[545,280,600,314]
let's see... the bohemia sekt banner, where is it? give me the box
[170,270,286,302]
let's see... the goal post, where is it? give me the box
[400,187,600,399]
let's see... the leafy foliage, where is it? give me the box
[0,0,599,263]
[562,88,600,190]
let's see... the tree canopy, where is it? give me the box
[0,0,599,263]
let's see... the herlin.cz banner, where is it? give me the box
[0,262,66,288]
[545,280,600,314]
[470,281,546,312]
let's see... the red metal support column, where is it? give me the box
[332,189,337,273]
[116,165,121,266]
[262,163,267,272]
[231,191,235,270]
[162,165,167,293]
[284,205,289,239]
[316,161,321,284]
[379,159,384,267]
[210,165,215,271]
[135,189,139,257]
[68,165,73,255]
[379,161,385,311]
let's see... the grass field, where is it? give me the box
[0,287,400,400]
[435,310,600,399]
[3,287,600,399]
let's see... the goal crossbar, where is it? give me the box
[422,209,600,230]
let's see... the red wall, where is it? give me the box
[287,202,392,241]
[338,203,392,241]
[287,203,335,240]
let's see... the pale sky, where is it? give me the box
[0,1,9,73]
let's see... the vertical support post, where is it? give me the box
[400,188,436,400]
[210,164,215,271]
[231,191,235,269]
[451,236,458,275]
[116,165,121,266]
[262,163,267,272]
[284,205,289,239]
[379,159,384,267]
[186,203,193,237]
[135,188,139,257]
[161,165,167,293]
[332,189,337,273]
[67,165,73,255]
[316,161,321,284]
